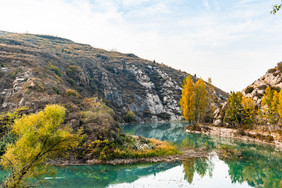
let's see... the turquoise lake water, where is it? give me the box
[1,122,281,187]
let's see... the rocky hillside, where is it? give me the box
[0,31,227,122]
[242,63,282,106]
[213,63,282,126]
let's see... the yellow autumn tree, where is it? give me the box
[241,96,256,126]
[180,75,195,122]
[1,104,83,188]
[194,78,208,122]
[182,159,196,184]
[261,86,279,124]
[278,89,282,118]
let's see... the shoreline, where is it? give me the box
[186,124,282,150]
[49,123,281,167]
[49,148,209,166]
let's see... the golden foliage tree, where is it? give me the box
[278,89,282,118]
[261,86,279,124]
[180,75,195,122]
[182,159,195,184]
[1,105,83,187]
[241,96,256,125]
[194,78,208,122]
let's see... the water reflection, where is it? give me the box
[1,122,281,187]
[225,148,282,188]
[121,122,282,188]
[182,157,214,184]
[42,162,181,188]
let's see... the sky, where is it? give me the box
[0,0,281,92]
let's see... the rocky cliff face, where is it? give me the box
[0,31,227,122]
[242,63,282,106]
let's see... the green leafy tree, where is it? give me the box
[1,105,83,187]
[224,91,243,126]
[180,75,195,122]
[124,111,135,122]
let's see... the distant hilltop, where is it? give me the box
[0,31,228,122]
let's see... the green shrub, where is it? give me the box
[143,111,152,117]
[267,68,276,74]
[53,87,60,95]
[124,111,135,122]
[245,86,254,94]
[66,65,79,79]
[8,69,18,79]
[49,65,62,77]
[0,107,28,155]
[0,132,17,155]
[277,62,282,71]
[105,65,114,72]
[157,112,170,121]
[81,97,115,130]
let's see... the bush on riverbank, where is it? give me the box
[86,135,179,160]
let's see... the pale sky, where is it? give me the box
[0,0,281,92]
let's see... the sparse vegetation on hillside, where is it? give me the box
[65,88,81,98]
[0,32,228,124]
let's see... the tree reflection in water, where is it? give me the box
[182,157,214,184]
[181,144,281,188]
[225,148,281,188]
[1,122,280,187]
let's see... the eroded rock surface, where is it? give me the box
[0,32,228,122]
